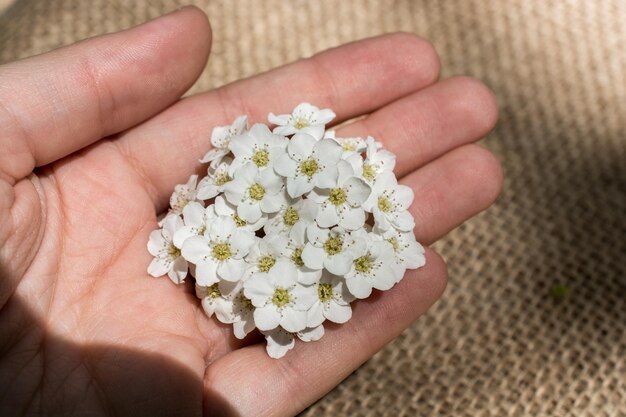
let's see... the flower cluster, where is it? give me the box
[147,103,425,358]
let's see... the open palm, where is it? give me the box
[0,7,501,417]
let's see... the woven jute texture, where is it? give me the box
[1,1,625,416]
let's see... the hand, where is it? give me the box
[0,7,501,417]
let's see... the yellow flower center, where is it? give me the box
[251,149,270,167]
[291,247,305,267]
[248,183,266,201]
[283,207,300,226]
[258,256,276,272]
[378,196,393,213]
[299,158,319,177]
[342,141,357,151]
[328,187,347,206]
[354,255,372,273]
[294,118,309,129]
[212,243,232,261]
[318,283,333,302]
[207,283,221,298]
[362,163,376,182]
[272,288,291,307]
[168,243,181,258]
[324,237,343,256]
[233,214,247,227]
[239,294,254,310]
[387,237,400,253]
[215,172,231,186]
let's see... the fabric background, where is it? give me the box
[1,1,624,416]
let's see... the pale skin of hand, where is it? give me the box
[0,7,502,417]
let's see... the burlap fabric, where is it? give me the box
[1,1,624,416]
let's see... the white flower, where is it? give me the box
[274,133,343,198]
[346,136,396,186]
[228,123,288,174]
[168,175,199,215]
[245,234,286,276]
[262,327,295,359]
[243,261,317,333]
[364,171,415,232]
[378,228,426,282]
[262,325,325,359]
[181,216,255,285]
[200,115,247,168]
[213,195,266,232]
[301,224,366,275]
[172,201,215,248]
[268,102,335,140]
[224,163,285,223]
[195,282,236,323]
[275,222,323,285]
[328,133,367,160]
[263,194,317,235]
[309,160,371,230]
[231,288,257,339]
[147,214,188,284]
[343,230,397,299]
[196,158,233,200]
[307,272,354,327]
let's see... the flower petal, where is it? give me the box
[314,139,342,164]
[264,329,295,359]
[230,229,256,257]
[302,244,326,270]
[181,236,211,263]
[254,305,281,331]
[345,276,373,299]
[315,108,336,124]
[301,124,325,140]
[287,175,313,198]
[314,165,339,189]
[238,201,263,223]
[391,210,415,232]
[338,207,365,231]
[260,194,284,214]
[274,153,298,177]
[394,185,414,209]
[298,325,325,342]
[168,257,188,284]
[306,302,325,328]
[218,258,247,281]
[195,260,219,286]
[316,203,339,228]
[147,230,166,256]
[325,253,353,275]
[288,133,317,159]
[272,261,299,287]
[290,284,318,309]
[344,177,371,207]
[147,257,169,277]
[326,301,352,324]
[371,264,396,291]
[243,273,275,306]
[280,308,307,332]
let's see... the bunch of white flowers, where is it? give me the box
[147,103,425,358]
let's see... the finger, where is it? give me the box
[0,6,211,183]
[203,249,447,417]
[113,33,441,211]
[403,143,503,245]
[336,76,499,177]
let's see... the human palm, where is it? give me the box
[0,7,501,417]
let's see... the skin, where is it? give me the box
[0,6,502,417]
